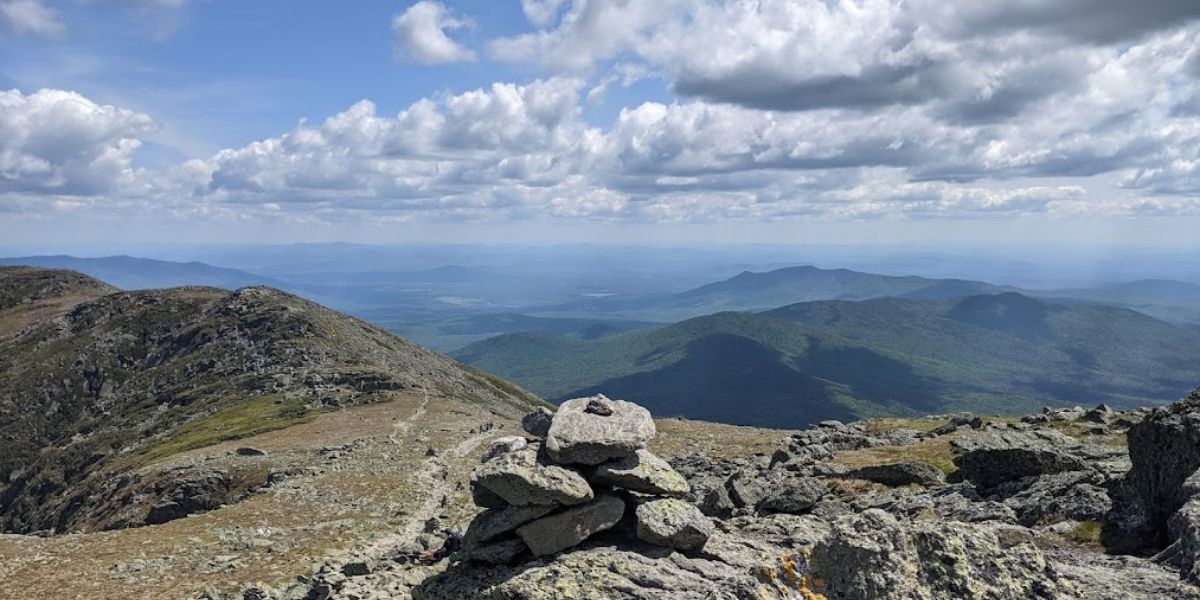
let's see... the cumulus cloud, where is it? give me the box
[392,1,476,64]
[0,89,157,196]
[3,1,1200,227]
[0,0,64,37]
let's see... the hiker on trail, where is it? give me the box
[417,528,463,563]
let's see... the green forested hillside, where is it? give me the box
[455,293,1200,427]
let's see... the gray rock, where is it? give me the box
[847,461,946,487]
[472,446,593,507]
[470,481,507,509]
[459,536,529,565]
[809,509,1075,599]
[340,556,375,577]
[481,436,527,463]
[544,395,655,465]
[591,449,690,496]
[994,471,1113,527]
[234,446,267,457]
[1127,389,1200,549]
[952,430,1090,489]
[516,493,626,556]
[635,498,712,551]
[758,477,827,515]
[463,504,556,546]
[520,407,554,438]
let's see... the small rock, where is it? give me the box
[341,557,375,577]
[234,447,267,457]
[521,407,554,438]
[635,498,712,551]
[482,436,528,463]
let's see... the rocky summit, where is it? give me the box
[228,391,1200,600]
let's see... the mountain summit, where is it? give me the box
[0,267,541,534]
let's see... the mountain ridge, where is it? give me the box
[0,266,542,534]
[456,291,1200,427]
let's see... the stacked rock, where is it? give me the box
[459,395,712,564]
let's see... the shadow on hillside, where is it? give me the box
[559,333,857,428]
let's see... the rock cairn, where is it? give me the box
[460,394,711,563]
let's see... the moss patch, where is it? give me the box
[116,394,318,469]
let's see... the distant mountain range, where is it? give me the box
[392,313,657,352]
[545,265,1013,322]
[455,292,1200,427]
[0,255,279,291]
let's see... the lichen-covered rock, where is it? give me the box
[481,436,528,463]
[471,446,593,507]
[515,493,626,556]
[1127,389,1200,547]
[847,461,946,487]
[521,407,554,438]
[808,509,1076,600]
[464,504,556,546]
[758,477,827,515]
[952,430,1090,490]
[635,498,712,551]
[544,395,655,465]
[592,449,690,496]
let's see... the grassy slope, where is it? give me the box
[456,293,1200,427]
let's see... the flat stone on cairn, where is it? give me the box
[545,395,656,465]
[462,395,709,563]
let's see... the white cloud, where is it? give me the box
[0,0,64,37]
[4,1,1200,228]
[392,1,476,65]
[0,89,157,196]
[519,0,569,26]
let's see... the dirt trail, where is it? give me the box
[365,407,494,556]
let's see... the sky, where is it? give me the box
[1,0,1199,246]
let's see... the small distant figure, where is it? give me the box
[417,528,463,563]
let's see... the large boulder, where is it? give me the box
[592,449,690,496]
[951,430,1089,490]
[1127,389,1200,547]
[515,493,626,556]
[471,446,593,507]
[808,509,1075,600]
[635,498,712,551]
[544,395,655,465]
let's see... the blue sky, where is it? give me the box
[1,0,1199,246]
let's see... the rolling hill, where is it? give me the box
[455,292,1200,427]
[546,265,1011,321]
[0,255,279,291]
[391,313,657,352]
[0,266,541,534]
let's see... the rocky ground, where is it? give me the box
[6,388,1191,599]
